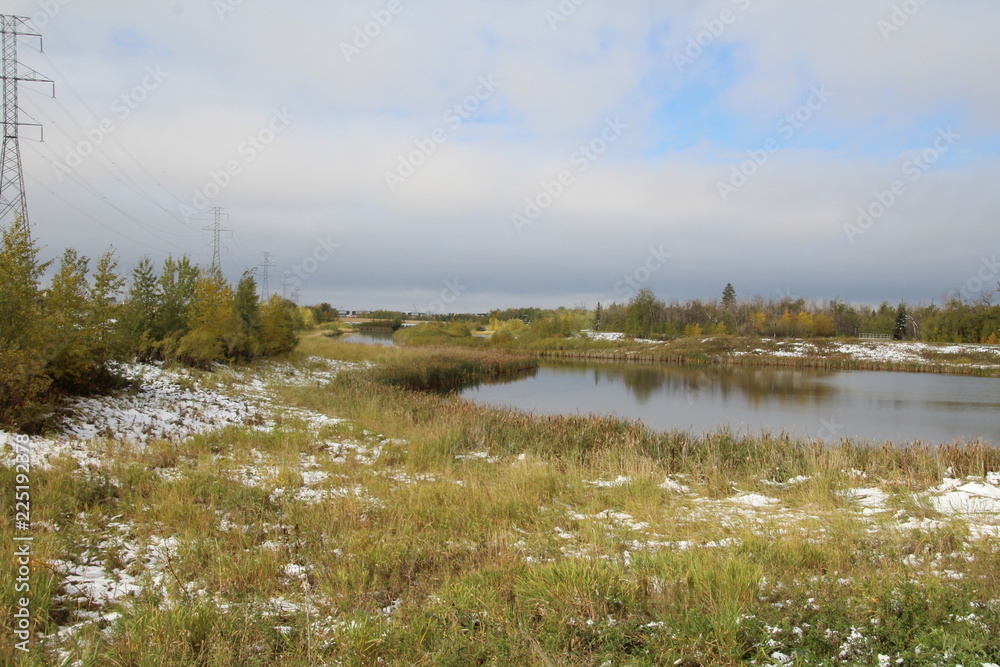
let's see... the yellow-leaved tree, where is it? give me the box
[174,269,241,368]
[261,294,298,356]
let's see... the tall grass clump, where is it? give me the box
[368,348,537,392]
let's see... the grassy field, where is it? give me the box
[2,332,1000,665]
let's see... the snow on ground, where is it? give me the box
[730,492,781,507]
[585,475,632,488]
[0,357,363,470]
[735,339,1000,366]
[659,476,691,493]
[581,330,659,344]
[546,472,1000,564]
[7,352,1000,661]
[930,479,1000,515]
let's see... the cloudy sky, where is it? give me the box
[5,0,999,312]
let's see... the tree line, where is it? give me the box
[595,285,1000,343]
[0,218,299,431]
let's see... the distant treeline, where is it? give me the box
[435,284,1000,345]
[591,286,1000,343]
[0,218,300,431]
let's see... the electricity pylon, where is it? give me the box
[204,206,230,272]
[259,251,274,300]
[1,15,52,230]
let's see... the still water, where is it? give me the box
[340,331,396,346]
[461,361,1000,445]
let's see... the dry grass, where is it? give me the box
[2,334,999,664]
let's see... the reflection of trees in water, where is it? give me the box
[462,366,539,391]
[544,361,837,407]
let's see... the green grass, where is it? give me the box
[2,332,1000,664]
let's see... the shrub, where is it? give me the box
[0,348,50,430]
[261,295,298,356]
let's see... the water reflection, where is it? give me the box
[546,362,837,408]
[461,360,1000,445]
[340,331,396,346]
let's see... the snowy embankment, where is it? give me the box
[583,331,1000,368]
[0,356,366,657]
[0,357,362,470]
[736,340,1000,366]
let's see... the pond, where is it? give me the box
[339,331,396,346]
[460,361,1000,445]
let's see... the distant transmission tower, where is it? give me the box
[204,206,230,271]
[0,15,52,230]
[259,251,274,300]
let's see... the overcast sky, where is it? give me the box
[5,0,999,312]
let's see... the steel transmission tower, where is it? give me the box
[259,251,274,300]
[204,206,230,271]
[0,15,51,230]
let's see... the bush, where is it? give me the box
[0,348,51,431]
[261,295,298,356]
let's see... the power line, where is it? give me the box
[25,171,167,252]
[25,141,195,253]
[21,89,196,235]
[1,14,52,230]
[35,49,190,215]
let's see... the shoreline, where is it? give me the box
[523,335,1000,378]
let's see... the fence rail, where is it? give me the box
[859,333,892,340]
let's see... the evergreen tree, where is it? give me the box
[87,250,126,370]
[41,249,107,393]
[152,255,199,346]
[722,283,737,308]
[893,304,908,340]
[593,302,603,331]
[0,217,48,350]
[0,217,51,429]
[121,257,160,359]
[235,270,263,357]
